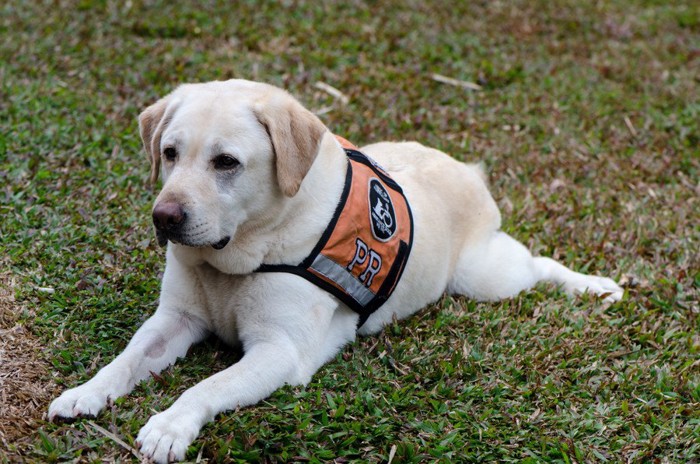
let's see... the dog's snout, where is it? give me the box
[152,202,186,231]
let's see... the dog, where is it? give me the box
[48,79,623,462]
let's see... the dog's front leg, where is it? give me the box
[136,273,355,463]
[48,310,208,421]
[136,337,304,463]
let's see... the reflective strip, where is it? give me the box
[310,254,375,306]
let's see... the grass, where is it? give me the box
[1,0,698,462]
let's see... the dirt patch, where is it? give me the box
[0,269,58,456]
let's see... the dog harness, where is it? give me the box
[256,136,414,328]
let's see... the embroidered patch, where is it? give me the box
[368,178,397,242]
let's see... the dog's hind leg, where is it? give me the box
[446,231,623,303]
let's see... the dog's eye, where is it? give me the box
[163,147,177,161]
[213,154,240,171]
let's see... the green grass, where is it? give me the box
[1,0,698,462]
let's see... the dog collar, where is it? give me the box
[256,135,414,328]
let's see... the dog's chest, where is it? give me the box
[191,263,251,346]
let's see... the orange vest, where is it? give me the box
[257,136,414,327]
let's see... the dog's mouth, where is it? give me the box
[155,230,230,250]
[211,236,231,250]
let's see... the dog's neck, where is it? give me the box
[174,132,349,275]
[256,132,349,264]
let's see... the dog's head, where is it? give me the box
[138,80,327,249]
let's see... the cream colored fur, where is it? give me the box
[49,80,623,463]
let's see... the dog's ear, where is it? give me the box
[254,94,327,197]
[138,96,173,185]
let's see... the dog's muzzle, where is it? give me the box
[152,202,230,249]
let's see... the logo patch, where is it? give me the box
[368,178,397,242]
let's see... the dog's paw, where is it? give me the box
[564,274,624,303]
[48,385,109,422]
[136,410,200,463]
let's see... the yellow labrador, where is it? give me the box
[49,79,623,462]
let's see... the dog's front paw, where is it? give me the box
[48,384,110,422]
[566,275,624,303]
[136,410,201,463]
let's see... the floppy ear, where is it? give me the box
[138,96,172,185]
[254,94,327,197]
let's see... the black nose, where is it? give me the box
[152,202,186,231]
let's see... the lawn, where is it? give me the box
[1,0,698,462]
